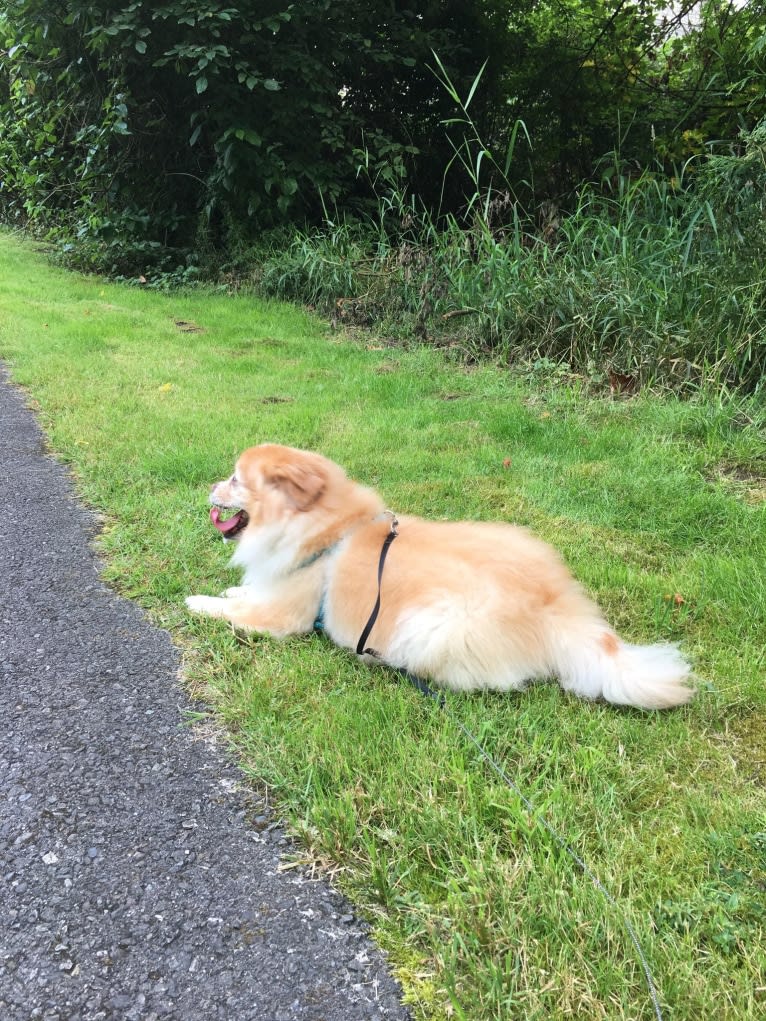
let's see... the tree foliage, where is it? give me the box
[491,0,766,193]
[0,1,507,255]
[0,0,763,263]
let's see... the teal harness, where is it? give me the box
[290,545,336,633]
[311,513,400,640]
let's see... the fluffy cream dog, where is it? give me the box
[186,443,693,710]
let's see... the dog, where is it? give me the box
[186,443,693,710]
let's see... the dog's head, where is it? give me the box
[208,444,335,541]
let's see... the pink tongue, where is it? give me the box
[210,506,244,534]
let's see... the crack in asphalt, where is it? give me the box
[0,366,410,1021]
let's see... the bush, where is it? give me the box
[256,124,766,394]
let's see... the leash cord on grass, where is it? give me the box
[406,672,664,1021]
[355,514,664,1021]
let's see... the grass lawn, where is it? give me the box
[1,230,764,1020]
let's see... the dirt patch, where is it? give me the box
[255,336,287,348]
[712,460,766,505]
[718,715,766,787]
[375,360,400,374]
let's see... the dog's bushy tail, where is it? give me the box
[552,628,694,710]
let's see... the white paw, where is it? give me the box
[222,586,250,598]
[185,595,224,617]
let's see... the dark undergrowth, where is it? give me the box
[9,122,766,398]
[246,125,766,396]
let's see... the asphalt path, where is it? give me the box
[0,365,410,1021]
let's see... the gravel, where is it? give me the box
[0,366,410,1021]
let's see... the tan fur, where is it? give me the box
[186,444,694,710]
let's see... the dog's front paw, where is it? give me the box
[185,595,225,618]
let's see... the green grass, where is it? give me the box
[1,230,764,1020]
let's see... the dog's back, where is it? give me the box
[325,513,692,709]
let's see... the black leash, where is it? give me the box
[355,512,400,659]
[355,516,664,1021]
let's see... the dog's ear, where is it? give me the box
[267,455,326,511]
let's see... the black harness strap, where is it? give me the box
[355,514,399,659]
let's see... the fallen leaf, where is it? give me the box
[608,368,638,396]
[502,458,512,469]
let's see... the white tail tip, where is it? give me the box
[557,634,694,710]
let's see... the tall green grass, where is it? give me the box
[253,118,766,394]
